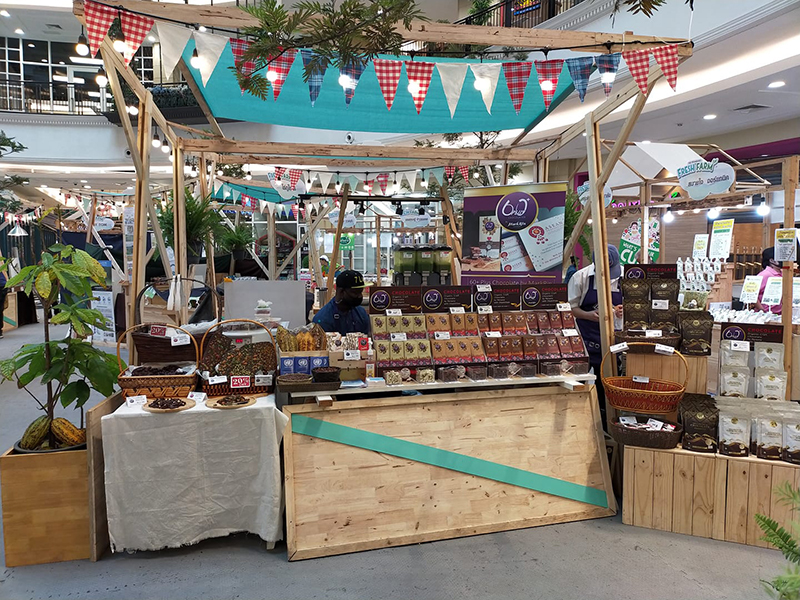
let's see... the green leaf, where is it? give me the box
[0,358,16,380]
[4,265,35,289]
[41,252,54,268]
[60,380,80,407]
[17,367,40,387]
[73,249,107,284]
[41,360,67,384]
[35,271,52,300]
[48,243,67,253]
[28,347,47,378]
[50,311,71,324]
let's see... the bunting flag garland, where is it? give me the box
[458,166,470,182]
[230,38,256,79]
[317,171,334,193]
[651,45,679,91]
[340,62,366,106]
[267,49,297,100]
[595,54,621,97]
[193,31,229,87]
[291,204,299,218]
[259,200,268,214]
[155,22,194,80]
[565,56,594,102]
[445,166,456,182]
[365,179,374,195]
[376,172,389,195]
[118,11,153,66]
[502,62,533,114]
[400,170,417,189]
[534,59,564,111]
[84,1,118,57]
[289,169,303,189]
[622,50,651,95]
[275,167,286,179]
[301,49,328,107]
[436,63,468,118]
[373,59,403,111]
[469,64,502,114]
[405,61,436,114]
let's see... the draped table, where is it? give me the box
[102,395,287,553]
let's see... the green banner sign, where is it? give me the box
[618,218,660,265]
[339,233,355,252]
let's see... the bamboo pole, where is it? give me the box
[267,206,277,279]
[172,143,187,324]
[327,186,350,301]
[782,156,799,399]
[375,215,382,286]
[85,196,97,245]
[205,157,218,314]
[641,184,650,265]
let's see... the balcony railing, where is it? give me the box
[0,79,108,116]
[455,0,586,29]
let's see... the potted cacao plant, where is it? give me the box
[0,240,122,567]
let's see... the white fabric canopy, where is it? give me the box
[102,395,288,552]
[606,142,704,195]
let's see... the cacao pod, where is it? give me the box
[51,418,86,447]
[20,416,52,450]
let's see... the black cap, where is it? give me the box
[336,270,366,290]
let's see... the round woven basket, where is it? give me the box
[600,342,688,415]
[609,418,683,449]
[614,331,680,353]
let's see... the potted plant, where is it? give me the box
[218,222,255,260]
[0,240,122,567]
[158,186,224,264]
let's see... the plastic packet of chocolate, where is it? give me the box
[680,395,718,453]
[718,409,750,457]
[720,366,750,397]
[757,415,783,460]
[649,302,679,334]
[783,418,800,464]
[623,301,650,331]
[755,368,788,400]
[720,339,750,368]
[754,342,785,370]
[678,312,713,356]
[650,279,680,303]
[621,279,650,302]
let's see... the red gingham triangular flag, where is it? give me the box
[445,166,456,182]
[84,1,117,58]
[502,62,532,114]
[291,204,299,218]
[373,59,403,111]
[405,61,436,114]
[458,166,470,182]
[275,167,286,179]
[534,59,564,111]
[230,38,256,80]
[651,45,678,91]
[119,10,154,66]
[622,50,652,95]
[376,173,389,195]
[268,49,297,100]
[289,169,302,189]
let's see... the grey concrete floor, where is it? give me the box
[0,321,788,600]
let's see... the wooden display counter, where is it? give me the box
[622,446,797,549]
[282,375,616,561]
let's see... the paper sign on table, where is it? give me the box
[556,302,572,312]
[390,332,407,341]
[126,395,147,407]
[449,306,465,314]
[187,391,207,401]
[709,218,734,259]
[775,228,797,262]
[692,234,709,259]
[645,330,663,338]
[386,309,402,316]
[740,275,763,304]
[478,305,493,314]
[654,344,674,355]
[171,334,191,346]
[343,350,361,361]
[762,276,783,306]
[610,342,629,353]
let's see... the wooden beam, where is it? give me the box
[166,121,222,139]
[214,154,472,169]
[102,47,144,175]
[145,196,172,276]
[267,207,277,279]
[180,138,546,162]
[375,215,382,286]
[130,96,152,336]
[85,196,97,245]
[640,184,650,265]
[277,203,333,275]
[327,186,350,301]
[781,156,799,399]
[177,60,225,138]
[172,143,187,324]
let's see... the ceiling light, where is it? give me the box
[161,143,170,154]
[611,218,618,224]
[662,208,675,223]
[95,69,108,87]
[245,171,252,181]
[768,81,785,89]
[70,56,104,65]
[190,49,201,69]
[582,132,587,137]
[80,179,87,183]
[168,153,174,162]
[707,207,720,220]
[84,185,91,189]
[266,70,278,82]
[677,209,685,216]
[27,43,34,48]
[703,114,717,120]
[757,201,770,216]
[641,140,651,144]
[0,10,10,17]
[198,25,207,33]
[127,105,139,115]
[217,169,223,176]
[112,30,127,54]
[338,74,352,89]
[14,28,23,35]
[473,171,480,179]
[693,208,701,214]
[587,219,593,224]
[152,133,161,148]
[147,35,156,42]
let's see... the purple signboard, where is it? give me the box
[461,183,567,286]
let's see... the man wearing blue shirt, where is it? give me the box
[313,270,371,336]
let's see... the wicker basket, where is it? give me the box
[200,319,277,396]
[600,342,688,414]
[609,417,683,449]
[614,331,680,353]
[117,324,199,398]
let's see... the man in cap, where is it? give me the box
[313,270,371,335]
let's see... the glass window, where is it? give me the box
[22,39,48,63]
[50,42,73,66]
[23,64,49,82]
[7,48,19,60]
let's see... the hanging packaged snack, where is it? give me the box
[650,279,680,303]
[623,301,650,331]
[678,312,713,356]
[621,279,650,302]
[718,409,751,457]
[755,368,788,400]
[757,415,784,460]
[754,342,785,370]
[720,339,750,368]
[719,366,751,397]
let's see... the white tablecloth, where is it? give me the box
[102,395,288,552]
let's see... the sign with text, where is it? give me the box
[692,234,709,259]
[90,291,115,344]
[473,284,521,311]
[618,217,660,265]
[677,158,735,200]
[739,275,763,304]
[369,287,422,314]
[709,219,734,259]
[761,276,783,306]
[775,228,797,262]
[520,283,568,310]
[623,264,678,280]
[421,286,473,313]
[721,322,783,344]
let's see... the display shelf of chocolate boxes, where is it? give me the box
[371,308,589,384]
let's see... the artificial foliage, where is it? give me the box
[757,481,800,599]
[235,0,426,99]
[217,222,255,253]
[158,187,225,256]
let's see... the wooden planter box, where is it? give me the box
[1,447,91,567]
[622,446,798,548]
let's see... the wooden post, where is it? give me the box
[267,206,277,279]
[375,215,382,286]
[276,203,332,275]
[782,156,799,399]
[129,97,152,344]
[205,158,218,313]
[307,205,323,289]
[641,183,650,264]
[145,196,172,276]
[327,186,350,301]
[172,143,187,324]
[85,196,97,245]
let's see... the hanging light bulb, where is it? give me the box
[407,80,421,95]
[152,131,161,148]
[473,77,489,92]
[757,201,770,216]
[395,203,403,216]
[359,202,366,215]
[473,170,481,179]
[600,71,616,84]
[168,152,174,163]
[217,168,223,177]
[95,68,108,87]
[662,208,675,223]
[245,170,252,181]
[189,164,198,178]
[420,169,427,188]
[162,141,170,154]
[184,161,192,175]
[611,217,618,224]
[338,74,352,89]
[418,206,425,216]
[190,49,201,69]
[298,198,305,209]
[707,207,720,220]
[76,28,90,56]
[335,172,342,194]
[266,70,278,82]
[540,79,554,92]
[677,209,685,216]
[112,18,127,53]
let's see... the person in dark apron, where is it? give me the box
[569,245,623,426]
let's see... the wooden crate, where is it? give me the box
[1,447,91,567]
[284,385,616,560]
[622,446,798,548]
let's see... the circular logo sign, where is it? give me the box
[422,289,443,311]
[370,290,391,312]
[495,191,538,232]
[522,286,541,308]
[625,267,646,279]
[722,326,746,341]
[474,291,492,306]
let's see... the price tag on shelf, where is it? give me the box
[208,375,228,385]
[230,375,251,389]
[126,395,147,407]
[149,325,167,337]
[171,333,191,346]
[654,344,675,355]
[476,284,492,292]
[731,340,750,352]
[562,328,579,337]
[434,331,451,340]
[390,332,407,341]
[652,299,669,310]
[477,305,493,314]
[187,391,207,402]
[645,330,663,338]
[449,306,465,314]
[485,331,502,338]
[556,302,572,312]
[344,350,361,361]
[610,342,629,354]
[632,375,650,384]
[255,374,273,387]
[386,309,402,316]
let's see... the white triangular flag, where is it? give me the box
[259,200,267,214]
[213,179,223,194]
[193,31,229,87]
[400,170,417,189]
[232,189,241,202]
[156,22,193,80]
[265,202,275,216]
[317,172,334,193]
[436,63,468,118]
[469,64,502,114]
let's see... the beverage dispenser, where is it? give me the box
[393,245,416,285]
[416,245,435,285]
[434,244,452,285]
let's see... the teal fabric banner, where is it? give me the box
[291,414,608,508]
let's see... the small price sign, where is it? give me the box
[654,344,675,355]
[562,328,579,337]
[149,325,167,337]
[556,302,572,312]
[632,375,650,384]
[386,309,402,316]
[255,374,273,386]
[230,376,251,389]
[208,375,228,385]
[126,395,147,407]
[187,391,207,402]
[645,330,663,338]
[344,350,361,361]
[731,340,750,352]
[171,334,191,346]
[449,306,466,314]
[485,331,502,338]
[477,305,493,314]
[390,332,407,341]
[652,299,669,310]
[434,331,451,340]
[476,284,492,292]
[610,342,629,353]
